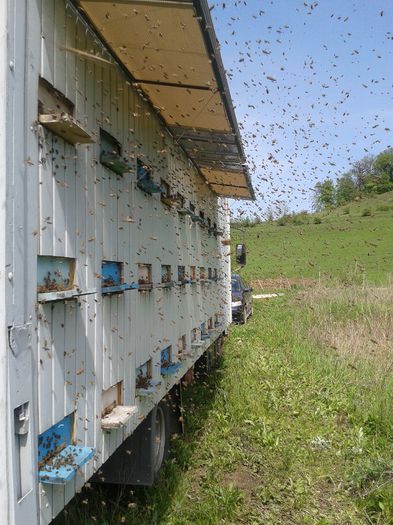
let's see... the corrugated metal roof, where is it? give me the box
[78,0,255,199]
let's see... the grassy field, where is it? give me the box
[232,192,393,285]
[56,193,393,525]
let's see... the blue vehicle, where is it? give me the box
[231,274,253,324]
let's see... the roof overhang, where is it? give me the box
[77,0,254,199]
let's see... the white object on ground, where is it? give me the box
[252,293,285,299]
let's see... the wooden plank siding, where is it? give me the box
[6,0,231,522]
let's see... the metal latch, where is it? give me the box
[14,402,30,435]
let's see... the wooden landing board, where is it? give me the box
[101,405,138,430]
[39,113,94,144]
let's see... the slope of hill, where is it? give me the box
[232,192,393,285]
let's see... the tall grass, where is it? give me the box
[306,285,393,368]
[292,284,393,523]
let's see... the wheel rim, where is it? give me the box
[153,406,166,473]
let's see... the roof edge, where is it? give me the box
[73,0,255,200]
[192,0,255,200]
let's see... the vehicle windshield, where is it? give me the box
[231,277,241,293]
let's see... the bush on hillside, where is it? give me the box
[292,211,310,225]
[277,214,291,226]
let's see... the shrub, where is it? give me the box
[292,217,304,225]
[292,212,310,226]
[361,208,372,217]
[314,216,322,224]
[277,214,291,226]
[343,207,350,215]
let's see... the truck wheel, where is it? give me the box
[152,403,170,474]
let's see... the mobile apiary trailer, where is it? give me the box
[0,0,254,523]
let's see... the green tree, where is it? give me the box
[313,179,336,210]
[373,171,393,194]
[373,149,393,185]
[336,173,357,206]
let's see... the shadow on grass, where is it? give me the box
[53,353,224,525]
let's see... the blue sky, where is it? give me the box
[210,1,393,217]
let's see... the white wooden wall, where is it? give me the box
[0,2,11,524]
[5,1,232,523]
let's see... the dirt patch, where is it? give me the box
[251,277,318,290]
[311,480,351,523]
[223,467,261,496]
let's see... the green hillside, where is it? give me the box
[232,192,393,285]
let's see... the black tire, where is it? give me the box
[152,400,171,475]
